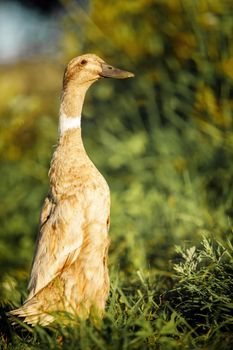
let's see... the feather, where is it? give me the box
[9,54,133,325]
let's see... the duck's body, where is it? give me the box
[10,54,133,325]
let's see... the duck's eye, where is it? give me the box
[80,59,87,65]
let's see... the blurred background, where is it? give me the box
[0,0,233,305]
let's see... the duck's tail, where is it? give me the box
[8,297,55,326]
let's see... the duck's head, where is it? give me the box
[63,53,134,89]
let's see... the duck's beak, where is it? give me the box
[100,62,134,79]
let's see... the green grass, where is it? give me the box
[1,237,233,349]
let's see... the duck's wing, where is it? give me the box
[27,192,85,300]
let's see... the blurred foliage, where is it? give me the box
[0,0,233,348]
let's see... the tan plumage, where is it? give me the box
[10,54,134,325]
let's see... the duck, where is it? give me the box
[10,54,134,325]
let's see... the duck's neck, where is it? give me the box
[59,113,81,135]
[59,84,88,136]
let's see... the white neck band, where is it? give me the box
[59,113,81,135]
